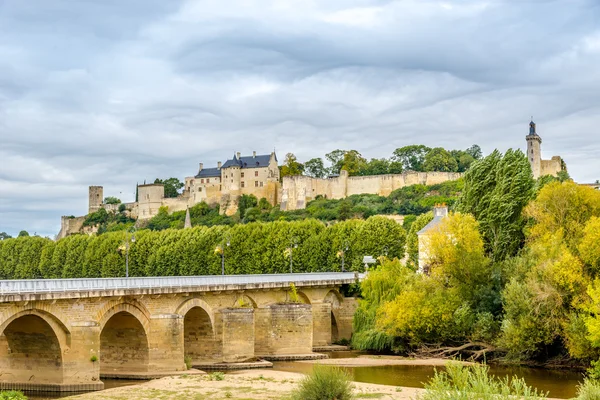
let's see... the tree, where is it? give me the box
[0,232,11,240]
[238,194,258,219]
[450,150,476,172]
[465,144,483,160]
[304,158,327,178]
[104,196,121,205]
[457,149,535,261]
[340,150,367,176]
[280,153,305,178]
[392,145,431,172]
[18,230,29,237]
[154,178,184,198]
[325,149,346,175]
[361,158,390,176]
[423,147,459,172]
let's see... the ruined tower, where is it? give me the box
[526,120,542,179]
[88,186,103,214]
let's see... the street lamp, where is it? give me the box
[289,237,298,273]
[125,229,136,278]
[221,236,230,276]
[341,240,349,272]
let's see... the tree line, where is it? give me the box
[280,144,482,179]
[0,216,405,280]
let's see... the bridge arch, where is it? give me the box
[0,311,67,384]
[97,302,151,374]
[177,298,219,364]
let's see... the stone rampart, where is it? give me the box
[281,170,462,211]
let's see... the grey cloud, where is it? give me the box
[1,0,599,237]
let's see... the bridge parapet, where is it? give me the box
[0,272,362,301]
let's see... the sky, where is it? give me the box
[1,0,599,238]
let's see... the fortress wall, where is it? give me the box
[540,157,562,177]
[162,198,188,214]
[282,171,462,211]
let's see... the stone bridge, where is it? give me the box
[0,272,360,392]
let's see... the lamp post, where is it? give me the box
[221,236,230,276]
[125,229,136,278]
[341,240,349,272]
[289,237,298,273]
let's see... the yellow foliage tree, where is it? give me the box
[579,216,600,274]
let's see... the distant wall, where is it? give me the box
[281,170,463,211]
[540,156,563,177]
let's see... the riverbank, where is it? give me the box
[299,355,474,367]
[65,369,424,399]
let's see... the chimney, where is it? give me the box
[237,151,241,159]
[434,203,448,218]
[199,163,203,172]
[217,161,222,169]
[253,151,256,158]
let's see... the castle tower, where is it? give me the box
[88,186,103,214]
[526,120,542,179]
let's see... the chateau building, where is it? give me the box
[526,120,566,179]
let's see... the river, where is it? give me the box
[24,352,584,399]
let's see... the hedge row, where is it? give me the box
[0,217,406,279]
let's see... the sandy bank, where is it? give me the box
[66,369,424,400]
[299,355,474,367]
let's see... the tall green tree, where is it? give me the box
[304,158,327,178]
[325,149,346,175]
[457,149,535,261]
[392,145,431,172]
[154,177,184,198]
[280,153,305,178]
[423,147,459,172]
[340,150,367,176]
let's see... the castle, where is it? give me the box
[526,120,566,179]
[57,121,568,238]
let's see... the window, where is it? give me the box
[241,181,245,188]
[241,172,245,178]
[255,171,259,177]
[207,178,210,183]
[198,187,202,192]
[201,179,204,183]
[260,182,263,187]
[255,181,259,187]
[531,149,533,154]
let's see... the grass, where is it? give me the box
[290,365,354,400]
[417,362,547,400]
[574,379,600,400]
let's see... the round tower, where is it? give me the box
[526,120,542,179]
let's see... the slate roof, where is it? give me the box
[222,154,273,169]
[417,215,445,235]
[195,167,221,178]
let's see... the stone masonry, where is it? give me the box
[0,278,356,392]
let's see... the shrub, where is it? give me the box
[209,372,224,381]
[417,363,546,400]
[0,391,28,400]
[184,355,192,370]
[290,365,354,400]
[575,379,600,400]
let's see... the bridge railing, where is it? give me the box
[0,272,362,295]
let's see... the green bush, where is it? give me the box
[417,363,546,400]
[0,391,28,400]
[575,379,600,400]
[290,365,354,400]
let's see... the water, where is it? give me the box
[272,352,584,399]
[15,353,585,399]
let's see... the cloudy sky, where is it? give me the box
[1,0,599,237]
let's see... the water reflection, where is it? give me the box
[272,358,583,399]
